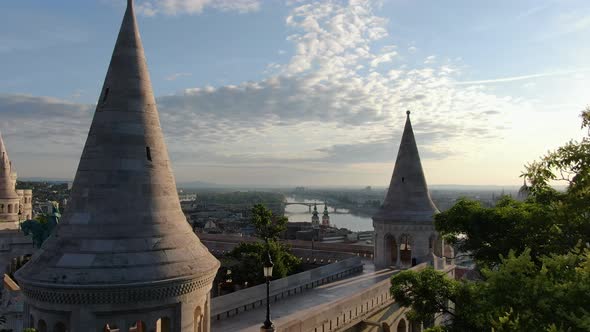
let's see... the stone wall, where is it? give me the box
[276,264,455,332]
[211,255,363,321]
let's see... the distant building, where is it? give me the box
[322,202,330,226]
[517,178,530,201]
[373,111,450,269]
[311,203,320,227]
[0,132,33,227]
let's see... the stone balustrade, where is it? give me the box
[210,255,363,321]
[277,263,456,332]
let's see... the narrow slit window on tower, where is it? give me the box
[146,146,152,161]
[402,177,405,183]
[102,88,110,103]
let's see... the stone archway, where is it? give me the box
[399,234,412,266]
[397,318,407,332]
[384,233,398,266]
[53,322,67,332]
[38,320,48,332]
[156,317,171,332]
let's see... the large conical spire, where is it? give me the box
[374,111,438,222]
[0,131,18,199]
[17,0,218,288]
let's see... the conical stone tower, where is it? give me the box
[373,111,440,269]
[16,1,220,331]
[0,131,21,227]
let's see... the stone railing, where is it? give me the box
[210,255,363,321]
[277,264,456,332]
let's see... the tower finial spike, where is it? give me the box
[406,110,411,117]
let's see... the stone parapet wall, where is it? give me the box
[277,264,455,332]
[210,256,363,321]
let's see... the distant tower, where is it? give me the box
[373,111,443,269]
[0,131,33,227]
[517,178,530,201]
[322,202,330,226]
[16,1,219,331]
[311,203,320,227]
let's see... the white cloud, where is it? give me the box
[424,55,436,64]
[136,0,261,16]
[165,72,192,81]
[0,0,537,185]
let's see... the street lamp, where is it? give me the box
[261,252,274,332]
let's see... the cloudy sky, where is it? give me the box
[0,0,588,187]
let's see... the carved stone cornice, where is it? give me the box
[20,273,215,305]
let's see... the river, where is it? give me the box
[284,197,374,232]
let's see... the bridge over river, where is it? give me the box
[284,202,344,213]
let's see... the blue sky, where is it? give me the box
[0,0,588,186]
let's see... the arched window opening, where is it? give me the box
[146,146,152,161]
[384,234,398,266]
[156,317,171,332]
[129,320,146,332]
[0,204,4,213]
[400,234,412,266]
[7,204,12,213]
[38,319,48,332]
[397,318,407,332]
[54,321,67,332]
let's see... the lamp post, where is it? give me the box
[261,252,274,332]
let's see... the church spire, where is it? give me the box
[0,130,8,170]
[17,0,218,288]
[0,131,17,199]
[374,111,438,221]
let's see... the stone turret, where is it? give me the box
[16,1,219,331]
[0,131,21,228]
[373,111,442,269]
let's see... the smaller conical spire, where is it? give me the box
[0,130,7,165]
[0,131,17,199]
[374,111,438,222]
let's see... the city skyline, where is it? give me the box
[1,0,588,186]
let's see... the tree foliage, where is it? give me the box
[391,109,590,331]
[224,240,302,285]
[250,203,288,241]
[20,201,60,248]
[223,204,300,286]
[392,248,590,331]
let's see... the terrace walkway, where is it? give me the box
[211,260,396,331]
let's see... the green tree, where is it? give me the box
[392,248,590,332]
[391,109,590,331]
[224,240,302,285]
[223,204,301,286]
[20,201,61,248]
[250,203,288,241]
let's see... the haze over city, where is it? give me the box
[1,0,588,186]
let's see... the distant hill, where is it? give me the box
[19,177,71,184]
